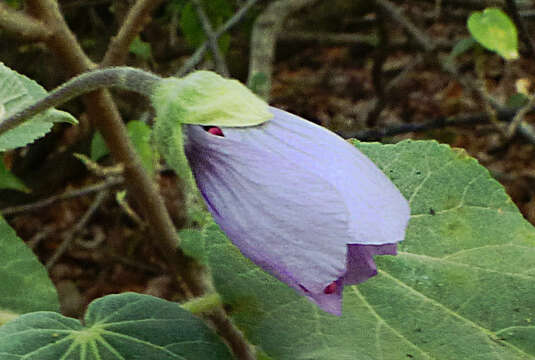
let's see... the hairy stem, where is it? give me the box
[0,67,162,136]
[181,293,222,315]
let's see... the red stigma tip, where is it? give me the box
[324,282,337,294]
[207,127,224,136]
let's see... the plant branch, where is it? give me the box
[101,0,165,67]
[207,309,256,360]
[0,176,123,216]
[0,3,51,41]
[177,0,261,77]
[505,0,535,59]
[190,0,229,76]
[0,67,161,136]
[45,190,109,269]
[342,106,534,141]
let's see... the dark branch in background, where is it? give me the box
[101,0,165,67]
[190,0,229,76]
[0,3,51,41]
[45,190,109,269]
[505,0,535,59]
[343,107,529,140]
[247,0,322,99]
[176,0,261,76]
[0,176,123,216]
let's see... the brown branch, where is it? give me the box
[0,177,123,216]
[45,190,109,269]
[101,0,165,67]
[0,3,51,41]
[190,0,229,76]
[343,106,535,142]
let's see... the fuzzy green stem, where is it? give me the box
[181,293,222,315]
[0,67,162,136]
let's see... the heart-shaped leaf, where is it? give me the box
[468,8,519,60]
[0,292,233,359]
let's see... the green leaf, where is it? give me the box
[90,131,108,161]
[182,139,535,359]
[0,63,78,151]
[468,8,519,60]
[129,36,152,62]
[507,93,530,108]
[0,157,29,192]
[0,292,233,359]
[0,217,59,318]
[91,121,156,175]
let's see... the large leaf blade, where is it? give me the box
[0,217,59,316]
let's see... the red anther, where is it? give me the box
[207,127,224,136]
[323,282,337,294]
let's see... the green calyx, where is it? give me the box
[151,70,273,127]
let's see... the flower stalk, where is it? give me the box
[0,67,162,136]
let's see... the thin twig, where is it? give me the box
[190,0,229,76]
[46,190,108,269]
[0,3,51,41]
[0,177,123,216]
[101,0,165,67]
[342,106,532,141]
[505,0,535,58]
[176,0,260,77]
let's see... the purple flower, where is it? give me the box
[184,107,410,315]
